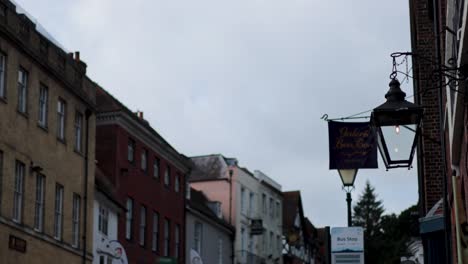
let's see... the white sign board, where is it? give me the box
[331,227,364,264]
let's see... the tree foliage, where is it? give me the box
[352,181,385,264]
[352,181,419,264]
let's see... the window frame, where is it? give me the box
[74,111,83,152]
[164,218,170,256]
[98,204,109,236]
[153,157,160,179]
[17,67,28,114]
[174,174,180,193]
[13,160,25,223]
[152,211,159,252]
[34,173,45,232]
[175,224,180,258]
[54,183,64,240]
[57,99,66,141]
[127,138,135,164]
[38,84,48,128]
[194,221,203,254]
[72,193,81,248]
[0,150,3,214]
[164,165,171,187]
[141,149,148,172]
[125,198,134,240]
[139,205,146,247]
[0,52,6,100]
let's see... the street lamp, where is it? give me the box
[371,78,423,170]
[338,169,357,227]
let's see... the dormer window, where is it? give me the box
[39,37,48,55]
[0,3,7,18]
[19,19,30,39]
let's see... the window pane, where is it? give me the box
[72,194,80,247]
[141,149,147,171]
[140,206,146,246]
[38,85,48,127]
[13,161,24,222]
[153,158,159,178]
[126,198,133,239]
[54,184,64,240]
[17,68,28,113]
[0,54,5,98]
[57,100,66,140]
[74,112,83,152]
[34,174,45,231]
[152,212,159,252]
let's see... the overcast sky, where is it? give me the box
[15,0,418,227]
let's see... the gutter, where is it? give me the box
[82,109,92,264]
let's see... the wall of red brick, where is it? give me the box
[96,124,186,264]
[411,0,446,214]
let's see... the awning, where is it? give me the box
[419,198,444,234]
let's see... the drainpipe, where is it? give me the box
[82,109,92,264]
[229,169,233,225]
[229,169,234,264]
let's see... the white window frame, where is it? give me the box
[194,221,203,254]
[139,206,146,246]
[141,149,147,171]
[164,218,170,256]
[57,99,66,140]
[54,184,64,240]
[248,192,254,217]
[127,139,135,163]
[98,205,109,236]
[241,187,246,214]
[74,111,83,152]
[174,174,180,193]
[153,158,160,178]
[126,198,133,240]
[17,68,28,113]
[164,166,171,187]
[0,53,6,99]
[34,173,45,231]
[72,193,80,248]
[175,224,180,258]
[13,161,24,223]
[152,212,159,252]
[38,84,48,127]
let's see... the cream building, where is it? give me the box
[0,1,97,263]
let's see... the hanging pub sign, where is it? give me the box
[328,121,378,169]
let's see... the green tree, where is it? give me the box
[352,181,385,264]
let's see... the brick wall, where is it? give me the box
[411,0,446,214]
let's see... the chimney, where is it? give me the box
[138,111,144,119]
[74,51,80,61]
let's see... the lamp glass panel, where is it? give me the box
[380,124,416,161]
[339,169,357,186]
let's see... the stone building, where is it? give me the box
[0,1,97,263]
[95,86,191,264]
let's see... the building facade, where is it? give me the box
[186,188,234,264]
[0,1,97,263]
[255,170,283,264]
[282,191,312,264]
[93,168,126,264]
[189,154,283,264]
[95,87,191,264]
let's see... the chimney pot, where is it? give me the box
[75,51,80,61]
